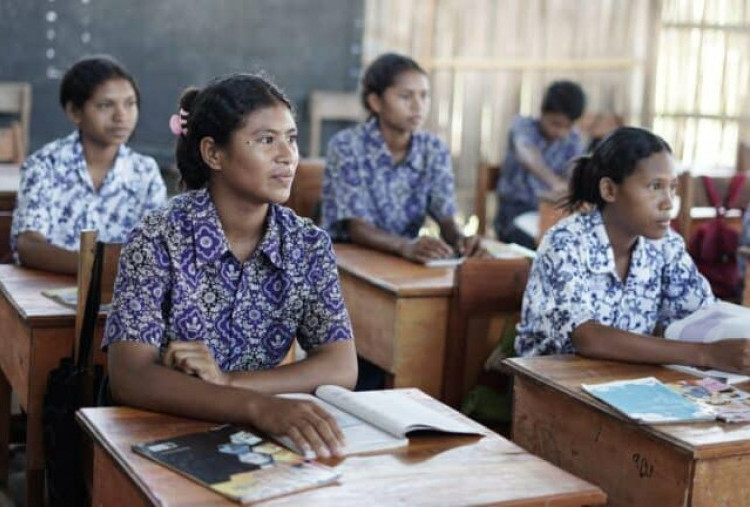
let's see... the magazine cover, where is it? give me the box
[133,424,340,504]
[667,378,750,423]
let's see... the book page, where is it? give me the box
[278,393,407,457]
[665,302,750,343]
[664,364,750,385]
[315,386,480,438]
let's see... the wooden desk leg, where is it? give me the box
[93,442,151,507]
[0,369,9,484]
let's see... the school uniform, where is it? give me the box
[515,209,715,357]
[320,117,457,242]
[494,115,584,246]
[102,189,353,370]
[10,130,167,258]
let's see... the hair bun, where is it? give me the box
[178,87,201,115]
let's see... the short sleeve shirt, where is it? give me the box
[11,130,167,256]
[320,117,457,241]
[102,189,353,372]
[496,115,585,207]
[515,210,716,357]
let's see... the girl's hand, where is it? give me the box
[706,339,750,374]
[252,396,345,459]
[162,342,228,386]
[457,235,491,258]
[401,236,454,263]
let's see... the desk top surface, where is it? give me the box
[0,264,75,325]
[78,389,605,506]
[0,163,20,196]
[505,355,750,459]
[333,243,455,297]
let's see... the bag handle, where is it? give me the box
[75,241,104,371]
[724,173,747,210]
[701,176,723,210]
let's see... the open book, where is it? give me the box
[132,424,339,504]
[424,241,536,268]
[664,302,750,384]
[279,386,482,457]
[582,377,716,424]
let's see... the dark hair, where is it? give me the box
[563,126,672,212]
[360,52,426,115]
[59,55,139,110]
[541,80,586,121]
[175,73,294,190]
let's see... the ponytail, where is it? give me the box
[559,126,672,212]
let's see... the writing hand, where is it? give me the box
[401,236,455,264]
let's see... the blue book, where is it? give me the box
[581,377,716,424]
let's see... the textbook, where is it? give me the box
[581,377,716,424]
[278,386,482,457]
[41,286,112,312]
[132,424,340,504]
[424,241,536,267]
[664,302,750,384]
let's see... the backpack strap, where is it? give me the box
[75,241,104,372]
[701,176,723,211]
[724,173,747,210]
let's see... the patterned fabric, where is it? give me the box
[515,209,715,357]
[496,115,585,207]
[320,117,457,241]
[11,130,167,257]
[103,189,353,372]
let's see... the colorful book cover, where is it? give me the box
[581,377,716,424]
[667,377,750,423]
[132,424,340,504]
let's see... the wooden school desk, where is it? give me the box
[0,163,21,262]
[0,264,76,507]
[333,244,455,398]
[77,389,606,506]
[505,355,750,506]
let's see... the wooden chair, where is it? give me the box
[308,91,364,157]
[675,172,750,239]
[0,82,32,163]
[287,158,325,222]
[75,231,121,397]
[443,257,531,408]
[474,163,501,237]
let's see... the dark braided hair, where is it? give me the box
[562,126,672,212]
[175,73,293,190]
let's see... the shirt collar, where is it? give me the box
[362,117,426,172]
[70,130,132,190]
[190,189,284,271]
[584,209,648,280]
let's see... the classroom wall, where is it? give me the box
[0,0,364,164]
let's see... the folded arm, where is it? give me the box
[16,231,78,274]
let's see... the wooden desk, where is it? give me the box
[505,355,750,506]
[334,244,455,397]
[77,389,606,506]
[0,264,76,507]
[0,163,20,263]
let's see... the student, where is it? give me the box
[11,55,167,274]
[320,53,485,263]
[515,127,750,373]
[104,74,357,459]
[494,81,586,249]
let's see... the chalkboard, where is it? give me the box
[0,0,364,163]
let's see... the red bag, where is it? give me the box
[688,174,746,300]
